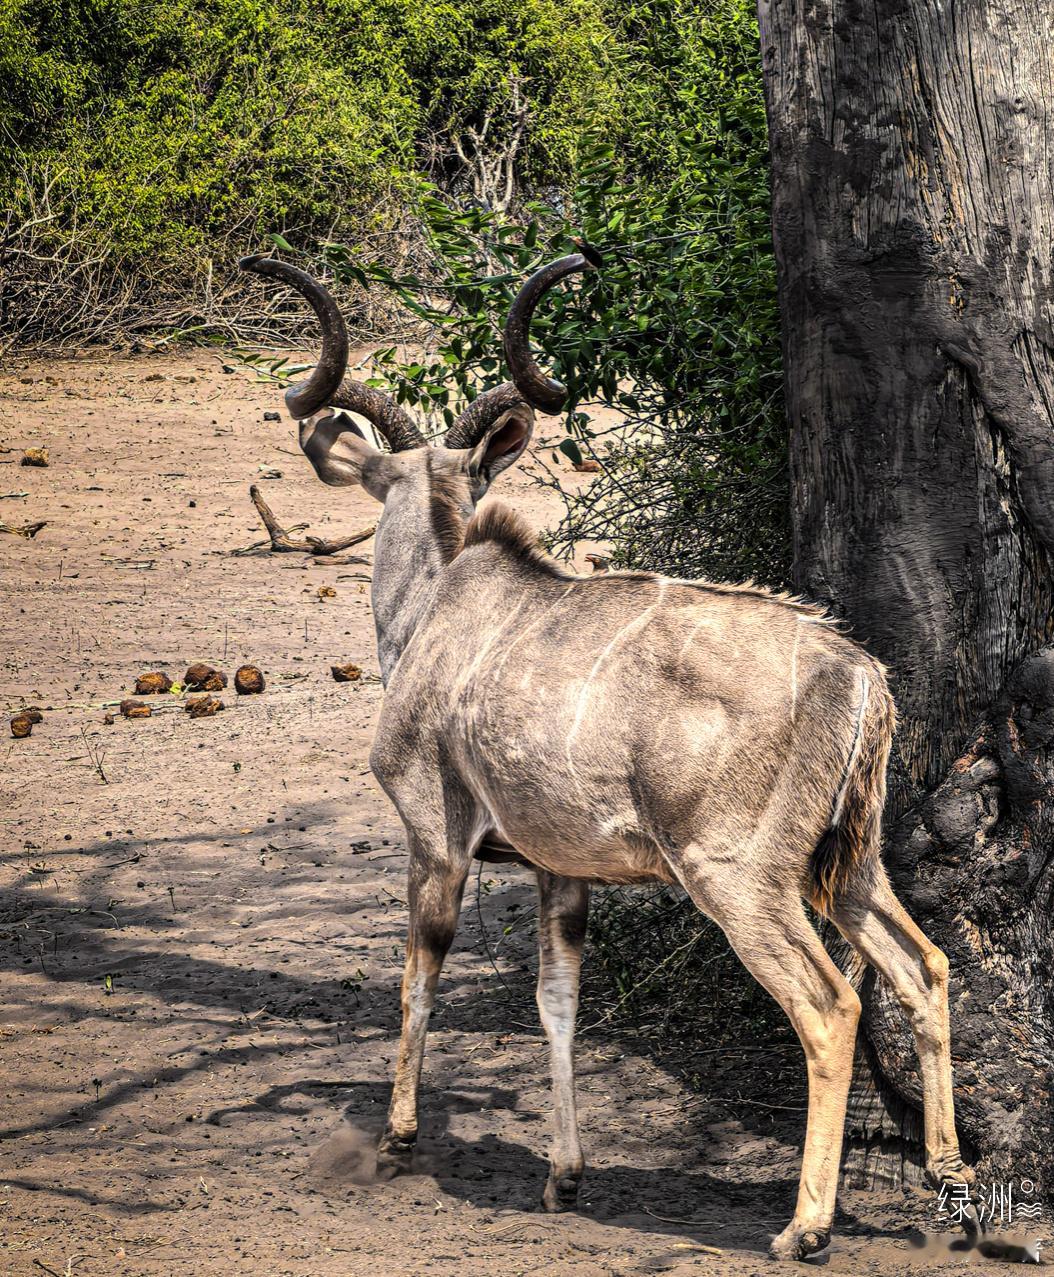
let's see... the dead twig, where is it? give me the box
[642,1205,778,1230]
[103,853,142,868]
[80,727,109,784]
[33,1258,86,1277]
[0,519,46,539]
[100,553,155,568]
[236,485,374,557]
[475,862,516,1002]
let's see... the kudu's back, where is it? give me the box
[373,504,894,901]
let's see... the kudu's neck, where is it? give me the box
[370,469,472,684]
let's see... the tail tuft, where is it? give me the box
[808,668,896,916]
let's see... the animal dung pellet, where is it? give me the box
[120,699,152,719]
[184,662,228,691]
[573,459,601,473]
[331,663,362,683]
[185,694,224,718]
[234,665,265,695]
[20,447,49,467]
[10,713,33,738]
[103,712,115,726]
[134,670,173,695]
[318,585,336,600]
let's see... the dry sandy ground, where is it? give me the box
[0,350,1017,1275]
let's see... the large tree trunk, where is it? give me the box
[756,0,1054,1192]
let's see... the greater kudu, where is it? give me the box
[242,251,977,1260]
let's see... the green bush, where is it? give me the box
[331,0,785,584]
[0,0,620,342]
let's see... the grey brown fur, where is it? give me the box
[245,254,978,1262]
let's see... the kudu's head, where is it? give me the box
[241,247,598,678]
[240,249,598,507]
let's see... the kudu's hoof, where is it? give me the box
[958,1201,985,1245]
[541,1172,582,1213]
[375,1135,416,1180]
[768,1224,831,1261]
[926,1162,984,1244]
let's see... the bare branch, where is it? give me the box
[0,520,47,539]
[237,485,374,557]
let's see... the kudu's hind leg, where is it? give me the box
[830,862,974,1198]
[377,832,470,1176]
[676,865,860,1260]
[535,871,590,1212]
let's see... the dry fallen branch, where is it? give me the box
[238,485,374,557]
[0,519,47,539]
[100,553,155,568]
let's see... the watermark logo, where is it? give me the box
[932,1177,1046,1261]
[937,1177,1044,1230]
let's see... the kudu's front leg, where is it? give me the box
[377,833,470,1176]
[535,870,590,1212]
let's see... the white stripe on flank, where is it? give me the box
[568,604,657,747]
[831,669,869,828]
[455,589,530,698]
[565,592,663,787]
[676,614,713,664]
[789,620,802,723]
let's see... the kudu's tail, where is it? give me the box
[808,667,897,916]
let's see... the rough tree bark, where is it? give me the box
[756,0,1054,1193]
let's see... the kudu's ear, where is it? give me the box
[299,411,378,487]
[466,406,535,486]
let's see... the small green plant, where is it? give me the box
[340,968,367,1004]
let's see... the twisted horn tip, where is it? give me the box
[572,240,603,269]
[239,254,270,273]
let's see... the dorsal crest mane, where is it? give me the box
[461,503,570,577]
[458,503,836,623]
